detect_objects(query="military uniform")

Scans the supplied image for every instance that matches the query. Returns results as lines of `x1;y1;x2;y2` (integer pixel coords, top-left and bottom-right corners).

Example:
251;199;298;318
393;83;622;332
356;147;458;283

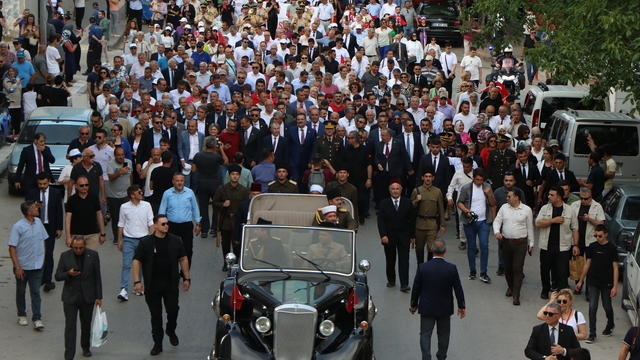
314;135;344;169
307;241;351;271
267;179;299;193
213;182;250;258
291;12;311;30
325;180;359;223
411;183;445;264
246;236;287;264
312;207;357;230
486;148;516;190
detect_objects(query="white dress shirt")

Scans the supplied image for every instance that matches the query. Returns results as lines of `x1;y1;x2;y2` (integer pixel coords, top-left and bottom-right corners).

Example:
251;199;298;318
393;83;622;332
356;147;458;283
118;200;154;238
188;133;200;160
493;202;535;247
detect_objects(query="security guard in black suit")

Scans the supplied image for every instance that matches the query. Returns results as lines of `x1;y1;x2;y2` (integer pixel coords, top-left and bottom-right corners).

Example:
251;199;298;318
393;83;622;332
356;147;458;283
267;163;299;193
313;120;343;170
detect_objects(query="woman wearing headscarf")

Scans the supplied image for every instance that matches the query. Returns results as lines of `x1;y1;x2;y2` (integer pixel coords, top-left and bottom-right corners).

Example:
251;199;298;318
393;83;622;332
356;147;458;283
3;67;23;135
61;30;78;84
468;113;489;144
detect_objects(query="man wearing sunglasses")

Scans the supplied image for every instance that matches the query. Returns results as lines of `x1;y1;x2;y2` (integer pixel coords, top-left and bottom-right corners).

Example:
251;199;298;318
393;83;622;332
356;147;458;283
66;175;106;250
571;187;605;295
525;302;581;359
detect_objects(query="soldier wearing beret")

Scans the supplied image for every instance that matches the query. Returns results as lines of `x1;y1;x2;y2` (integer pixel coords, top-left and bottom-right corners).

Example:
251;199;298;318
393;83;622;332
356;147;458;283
268;162;299;193
312;188;357;230
313;120;344;170
411;166;446;264
486;133;516;190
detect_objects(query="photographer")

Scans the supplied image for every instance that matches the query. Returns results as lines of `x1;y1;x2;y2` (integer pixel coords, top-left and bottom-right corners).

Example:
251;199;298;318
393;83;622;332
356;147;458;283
107;147;133;244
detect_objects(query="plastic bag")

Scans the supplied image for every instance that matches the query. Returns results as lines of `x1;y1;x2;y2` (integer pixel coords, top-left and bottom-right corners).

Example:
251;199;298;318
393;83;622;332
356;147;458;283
91;305;108;348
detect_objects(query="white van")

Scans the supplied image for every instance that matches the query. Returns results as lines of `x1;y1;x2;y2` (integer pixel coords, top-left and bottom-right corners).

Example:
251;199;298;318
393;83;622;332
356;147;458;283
523;83;596;129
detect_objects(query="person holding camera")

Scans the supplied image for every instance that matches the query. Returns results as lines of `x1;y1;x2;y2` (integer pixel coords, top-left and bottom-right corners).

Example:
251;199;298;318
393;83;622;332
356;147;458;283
457;168;496;283
106;147;133;244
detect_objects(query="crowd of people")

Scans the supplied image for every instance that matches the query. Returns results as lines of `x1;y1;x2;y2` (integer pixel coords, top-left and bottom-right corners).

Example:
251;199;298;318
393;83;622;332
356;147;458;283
4;0;640;359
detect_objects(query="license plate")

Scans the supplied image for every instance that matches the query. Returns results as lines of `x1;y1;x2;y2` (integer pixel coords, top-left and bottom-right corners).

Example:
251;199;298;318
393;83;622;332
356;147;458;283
433;22;447;27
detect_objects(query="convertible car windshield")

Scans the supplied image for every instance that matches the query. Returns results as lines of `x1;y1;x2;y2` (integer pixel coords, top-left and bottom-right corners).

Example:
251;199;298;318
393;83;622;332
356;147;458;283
241;226;354;274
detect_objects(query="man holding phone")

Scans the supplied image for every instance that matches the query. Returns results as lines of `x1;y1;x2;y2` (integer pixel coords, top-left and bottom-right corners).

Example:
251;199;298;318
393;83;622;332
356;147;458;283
493;190;535;305
106;147;133;244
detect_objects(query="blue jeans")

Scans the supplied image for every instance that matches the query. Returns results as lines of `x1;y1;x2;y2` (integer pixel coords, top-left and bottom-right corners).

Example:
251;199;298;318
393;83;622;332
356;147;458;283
526;61;538;82
464;220;490;273
16;268;43;321
120;237;143;290
379;45;390;58
404;26;415;38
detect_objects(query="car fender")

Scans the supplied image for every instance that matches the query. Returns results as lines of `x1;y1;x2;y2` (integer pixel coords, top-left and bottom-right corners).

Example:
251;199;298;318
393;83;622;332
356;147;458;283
215;325;271;360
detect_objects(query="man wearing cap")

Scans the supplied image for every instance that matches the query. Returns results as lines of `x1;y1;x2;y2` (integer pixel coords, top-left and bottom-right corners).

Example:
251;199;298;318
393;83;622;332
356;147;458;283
251;148;276;192
191;41;211;69
411;167;446;264
213;164;250;267
246;219;287;264
268;162;299;194
86;17;104;73
486;133;516;190
12;50;35;88
313;188;357;230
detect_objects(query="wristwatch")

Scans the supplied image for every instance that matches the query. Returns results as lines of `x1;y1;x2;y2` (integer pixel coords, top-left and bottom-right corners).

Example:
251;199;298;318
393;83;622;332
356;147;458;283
100;233;106;237
134;281;141;284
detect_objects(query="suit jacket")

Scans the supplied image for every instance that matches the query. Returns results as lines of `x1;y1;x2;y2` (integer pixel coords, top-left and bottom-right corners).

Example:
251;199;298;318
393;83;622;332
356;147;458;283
509;161;542;207
164;126;179;155
177;130;205;162
162;67;185;89
15;145;55;188
239;126;262;166
525;322;581;360
377;196;415;243
251;119;270;140
343;34;358;58
417;152;451;191
375;139;412;180
287;126;316;168
307;121;325;136
150;52;166;62
395;132;423;171
215;114;240;131
137;128;169;164
368;127;396;148
358;105;382;118
409;74;430;89
544;167;579;193
410;257;465;317
55;249;103;304
26;187;64;232
206;111;226;129
258;134;288;164
308;47;321;61
389;42;408;71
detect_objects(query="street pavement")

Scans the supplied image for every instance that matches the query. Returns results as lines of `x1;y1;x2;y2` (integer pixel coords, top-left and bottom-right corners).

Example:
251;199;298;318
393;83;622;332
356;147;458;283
0;43;632;359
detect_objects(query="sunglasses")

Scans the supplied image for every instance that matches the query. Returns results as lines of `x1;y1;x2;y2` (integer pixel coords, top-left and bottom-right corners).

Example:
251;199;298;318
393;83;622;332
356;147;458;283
580;196;591;200
489;140;496;143
543;311;558;317
77;183;90;187
159;222;168;226
111;129;119;132
557;299;568;304
137;190;143;194
80;132;89;135
134;110;142;113
594;234;605;238
155;121;163;124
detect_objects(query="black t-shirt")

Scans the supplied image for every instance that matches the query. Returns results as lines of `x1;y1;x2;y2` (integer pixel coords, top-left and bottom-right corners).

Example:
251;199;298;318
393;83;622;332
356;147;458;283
66;193;101;235
586;240;618;288
150;166;175;200
548;205;563;250
578;204;590;246
623;327;640;360
152;235;172;277
345;145;371;182
37;85;52;107
70;163;103;197
192;151;224;181
49;86;69;106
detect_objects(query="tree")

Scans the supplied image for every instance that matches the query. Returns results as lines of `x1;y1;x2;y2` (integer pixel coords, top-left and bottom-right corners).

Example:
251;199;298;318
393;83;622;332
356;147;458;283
461;0;640;113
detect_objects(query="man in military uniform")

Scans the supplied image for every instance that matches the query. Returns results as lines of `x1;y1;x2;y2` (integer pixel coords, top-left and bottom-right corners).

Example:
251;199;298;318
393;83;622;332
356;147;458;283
439;132;456;157
307;222;351;272
268;163;299;193
313;120;344;170
325;164;359;225
411;167;446;264
291;7;311;30
254;0;268;25
246;218;287;265
312;188;357;230
486;134;517;190
213;164;251;271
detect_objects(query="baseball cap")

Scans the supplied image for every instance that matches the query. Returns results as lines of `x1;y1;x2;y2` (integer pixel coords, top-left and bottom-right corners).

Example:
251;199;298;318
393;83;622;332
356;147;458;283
16;50;24;58
68;149;82;158
179;17;188;22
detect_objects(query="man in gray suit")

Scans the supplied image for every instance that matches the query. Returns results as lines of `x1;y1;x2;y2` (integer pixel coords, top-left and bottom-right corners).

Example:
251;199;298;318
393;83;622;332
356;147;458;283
55;235;103;359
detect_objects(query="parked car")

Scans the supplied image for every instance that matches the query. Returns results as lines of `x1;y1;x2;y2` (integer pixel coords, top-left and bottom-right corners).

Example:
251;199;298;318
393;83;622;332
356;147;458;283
601;185;640;268
7;107;93;195
621;220;640;323
209;194;376;360
541;109;640;185
415;1;462;46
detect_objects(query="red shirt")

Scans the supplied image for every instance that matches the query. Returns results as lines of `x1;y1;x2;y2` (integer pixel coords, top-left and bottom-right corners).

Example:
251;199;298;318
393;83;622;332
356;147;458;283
329;102;345;113
220;131;241;162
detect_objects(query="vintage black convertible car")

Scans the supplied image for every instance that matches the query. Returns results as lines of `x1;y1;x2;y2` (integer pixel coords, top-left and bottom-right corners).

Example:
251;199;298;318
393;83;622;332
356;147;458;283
208;194;376;360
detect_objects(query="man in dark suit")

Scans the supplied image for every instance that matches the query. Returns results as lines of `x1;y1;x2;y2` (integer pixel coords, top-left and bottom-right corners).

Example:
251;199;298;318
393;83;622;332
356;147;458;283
136;116;169;166
389;34;408;71
377;179;415;291
55;235;103;359
342;30;358;58
510;148;542;208
15;133;55;198
417;137;451;199
409;64;430;88
27;173;64;293
538;152;580;206
358;93;383;118
206;100;226;128
410;239;466;360
258;122;288;165
288;113;317;193
395;118;423;196
162;114;179;153
375;128;412;201
368;115;395;148
525;302;581;360
149;44;167;62
239;116;262;168
161;59;184;90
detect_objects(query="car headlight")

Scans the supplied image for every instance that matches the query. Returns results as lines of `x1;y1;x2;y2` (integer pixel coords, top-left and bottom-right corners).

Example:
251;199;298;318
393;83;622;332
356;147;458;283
9;165;17;173
255;316;271;333
319;319;335;336
211;290;221;317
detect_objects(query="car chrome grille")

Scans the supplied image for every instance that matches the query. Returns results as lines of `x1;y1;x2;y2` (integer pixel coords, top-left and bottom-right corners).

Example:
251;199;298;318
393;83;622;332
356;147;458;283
273;304;317;360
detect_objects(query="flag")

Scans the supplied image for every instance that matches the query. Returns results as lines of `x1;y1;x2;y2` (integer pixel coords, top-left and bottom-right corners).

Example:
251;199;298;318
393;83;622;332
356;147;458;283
230;284;244;310
346;289;359;313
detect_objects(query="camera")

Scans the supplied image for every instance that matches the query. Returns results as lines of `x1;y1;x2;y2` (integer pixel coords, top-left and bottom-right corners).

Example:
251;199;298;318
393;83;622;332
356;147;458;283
468;211;479;224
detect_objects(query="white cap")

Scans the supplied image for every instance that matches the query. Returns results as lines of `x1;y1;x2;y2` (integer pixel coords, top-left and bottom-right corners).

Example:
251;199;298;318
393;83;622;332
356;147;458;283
185;24;192;29
129;43;137;48
329;23;338;28
279;39;288;44
321;205;337;215
182;163;192;175
199;27;205;32
198;21;205;27
212;26;219;30
179;17;188;22
355;24;363;29
309;184;324;194
165;26;172;31
68;148;81;157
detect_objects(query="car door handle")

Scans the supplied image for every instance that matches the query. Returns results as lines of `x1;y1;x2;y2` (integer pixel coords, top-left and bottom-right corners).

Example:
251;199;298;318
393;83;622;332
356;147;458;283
631;262;635;267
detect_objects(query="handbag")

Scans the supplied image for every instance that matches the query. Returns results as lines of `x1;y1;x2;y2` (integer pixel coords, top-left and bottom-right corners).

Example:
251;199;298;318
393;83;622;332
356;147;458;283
91;305;108;347
29;36;38;46
444;54;455;80
569;255;584;281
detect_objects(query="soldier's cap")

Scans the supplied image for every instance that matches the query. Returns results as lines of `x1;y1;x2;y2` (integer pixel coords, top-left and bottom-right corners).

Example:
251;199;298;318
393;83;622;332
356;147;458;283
200;3;207;7
228;164;243;175
244;16;251;20
249;2;258;6
548;139;560;147
326;188;341;200
496;134;510;143
324;119;337;129
334;163;349;173
296;8;303;12
319;221;338;228
309;184;324;194
242;4;250;8
439;132;452;142
389;178;401;186
421;166;435;177
275;162;290;172
250;182;262;192
321;205;337;215
256;217;272;225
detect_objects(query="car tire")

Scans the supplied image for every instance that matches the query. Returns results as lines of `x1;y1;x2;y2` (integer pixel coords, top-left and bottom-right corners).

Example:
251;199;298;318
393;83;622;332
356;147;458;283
8;180;18;195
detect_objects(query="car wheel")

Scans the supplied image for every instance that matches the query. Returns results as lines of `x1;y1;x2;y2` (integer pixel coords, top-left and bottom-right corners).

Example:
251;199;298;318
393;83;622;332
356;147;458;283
8;180;18;195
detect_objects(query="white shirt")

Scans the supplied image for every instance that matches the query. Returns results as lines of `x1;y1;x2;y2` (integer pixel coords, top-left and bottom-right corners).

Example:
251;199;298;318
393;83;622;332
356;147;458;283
447;168;473;200
196;120;206;136
38;187;50;224
403;132;413;159
45;46;61;74
470;184;486;220
143;161;162;197
124;53;138;66
493;202;535;247
460;55;482;81
188;133;200;161
408;107;426;122
440;52;458;76
234;46;255;62
338;117;355;129
118;200;154;238
382;141;392;171
351;57;369;79
380;3;398;17
448;157;478;173
247;71;266;85
169;89;190;108
88;144;115;180
453;112;476;132
489;115;511;133
59;164;76;203
317;3;334;20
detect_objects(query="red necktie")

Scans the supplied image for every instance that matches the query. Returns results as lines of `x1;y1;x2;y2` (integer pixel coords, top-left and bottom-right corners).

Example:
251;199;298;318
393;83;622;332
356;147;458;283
385;143;390;157
273;137;277;150
313;123;317;131
37;150;43;173
300;129;305;145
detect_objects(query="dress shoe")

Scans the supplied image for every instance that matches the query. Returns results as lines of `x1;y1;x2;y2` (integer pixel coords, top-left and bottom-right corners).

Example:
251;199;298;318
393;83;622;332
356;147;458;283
201;233;208;238
209;229;217;235
43;282;56;292
386;282;395;287
458;242;466;250
496;266;505;276
359;218;365;225
540;290;549;300
82;348;92;357
167;331;179;346
400;286;411;293
505;288;513;297
513;297;521;306
574;289;582;295
150;345;163;355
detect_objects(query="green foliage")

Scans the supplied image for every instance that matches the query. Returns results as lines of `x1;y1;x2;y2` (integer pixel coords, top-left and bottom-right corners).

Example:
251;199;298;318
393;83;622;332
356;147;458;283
461;0;640;113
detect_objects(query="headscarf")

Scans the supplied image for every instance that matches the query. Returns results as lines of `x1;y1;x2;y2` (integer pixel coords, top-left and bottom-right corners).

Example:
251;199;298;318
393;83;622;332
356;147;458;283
2;66;19;83
62;29;72;44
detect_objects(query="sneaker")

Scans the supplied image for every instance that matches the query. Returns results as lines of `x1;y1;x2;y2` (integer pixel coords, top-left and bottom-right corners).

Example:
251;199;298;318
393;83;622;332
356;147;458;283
586;334;596;343
458;242;466;250
33;320;44;330
468;271;477;280
118;288;129;301
602;326;614;337
479;273;491;283
17;316;27;326
496;266;505;276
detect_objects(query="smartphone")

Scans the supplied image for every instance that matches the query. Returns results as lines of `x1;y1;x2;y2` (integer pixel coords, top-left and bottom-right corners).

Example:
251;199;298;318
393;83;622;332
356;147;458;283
528;249;533;256
71;268;79;272
123;163;128;168
584;129;589;137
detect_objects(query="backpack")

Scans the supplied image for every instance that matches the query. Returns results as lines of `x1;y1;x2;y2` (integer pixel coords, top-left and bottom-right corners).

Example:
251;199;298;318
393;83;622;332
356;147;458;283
308;169;326;188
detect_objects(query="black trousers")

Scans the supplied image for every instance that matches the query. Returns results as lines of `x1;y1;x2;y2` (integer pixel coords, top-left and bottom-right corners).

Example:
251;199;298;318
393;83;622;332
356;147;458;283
350;179;367;222
145;278;179;347
501;239;527;298
10;107;23;135
86;43;102;71
64;296;93;360
42;224;58;284
107;196;128;242
220;229;240;261
128;9;143;32
197;179;220;234
376;171;393;202
75;7;85;28
168;221;194;270
383;238;410;287
539;248;571;292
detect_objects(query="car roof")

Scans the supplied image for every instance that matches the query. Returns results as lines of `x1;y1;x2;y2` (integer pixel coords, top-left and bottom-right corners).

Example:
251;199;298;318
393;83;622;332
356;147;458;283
613;185;640;195
555;110;639;123
27;107;93;122
529;84;589;95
